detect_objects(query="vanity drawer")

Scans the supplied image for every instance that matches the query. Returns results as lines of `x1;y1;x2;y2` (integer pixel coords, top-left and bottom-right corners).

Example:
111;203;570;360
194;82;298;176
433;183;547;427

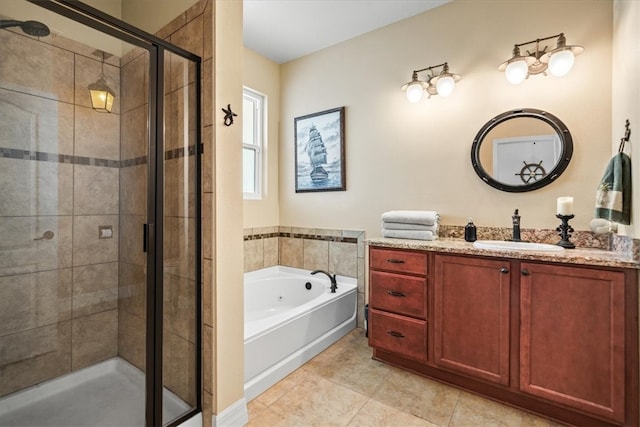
370;271;427;319
369;309;427;363
370;248;427;276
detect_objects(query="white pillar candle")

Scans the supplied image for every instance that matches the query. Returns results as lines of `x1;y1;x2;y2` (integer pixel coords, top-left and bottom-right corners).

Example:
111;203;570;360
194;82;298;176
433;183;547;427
557;196;574;216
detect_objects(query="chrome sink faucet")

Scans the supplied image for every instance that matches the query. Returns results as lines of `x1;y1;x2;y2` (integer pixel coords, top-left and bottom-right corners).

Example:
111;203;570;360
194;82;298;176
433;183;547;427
311;269;337;293
512;209;522;242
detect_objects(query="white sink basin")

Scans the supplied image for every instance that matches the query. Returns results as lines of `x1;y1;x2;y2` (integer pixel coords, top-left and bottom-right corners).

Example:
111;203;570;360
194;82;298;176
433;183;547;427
472;240;564;252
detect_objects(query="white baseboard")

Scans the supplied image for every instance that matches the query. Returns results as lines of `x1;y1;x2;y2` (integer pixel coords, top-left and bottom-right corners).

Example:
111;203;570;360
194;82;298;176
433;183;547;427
212;398;248;427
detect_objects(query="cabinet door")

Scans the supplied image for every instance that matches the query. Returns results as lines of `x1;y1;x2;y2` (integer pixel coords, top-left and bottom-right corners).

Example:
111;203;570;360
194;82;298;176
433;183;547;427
520;263;625;423
434;255;511;385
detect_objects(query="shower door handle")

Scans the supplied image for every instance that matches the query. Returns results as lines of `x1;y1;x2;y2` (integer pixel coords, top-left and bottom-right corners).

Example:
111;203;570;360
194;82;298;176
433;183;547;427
143;223;148;253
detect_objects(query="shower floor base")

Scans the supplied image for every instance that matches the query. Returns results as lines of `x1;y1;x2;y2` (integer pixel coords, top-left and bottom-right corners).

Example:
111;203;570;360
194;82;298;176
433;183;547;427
0;357;190;427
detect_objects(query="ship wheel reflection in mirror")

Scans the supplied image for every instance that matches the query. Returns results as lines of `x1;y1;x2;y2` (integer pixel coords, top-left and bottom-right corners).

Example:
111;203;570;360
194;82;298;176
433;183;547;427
294;107;346;193
516;160;547;184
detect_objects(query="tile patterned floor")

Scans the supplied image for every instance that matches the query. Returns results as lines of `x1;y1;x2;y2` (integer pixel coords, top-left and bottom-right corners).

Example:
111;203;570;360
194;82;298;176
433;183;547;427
247;328;564;427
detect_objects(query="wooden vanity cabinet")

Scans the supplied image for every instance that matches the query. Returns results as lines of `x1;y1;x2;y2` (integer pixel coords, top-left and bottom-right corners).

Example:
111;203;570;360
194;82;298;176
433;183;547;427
368;246;639;427
519;262;627;423
433;255;511;386
368;248;428;363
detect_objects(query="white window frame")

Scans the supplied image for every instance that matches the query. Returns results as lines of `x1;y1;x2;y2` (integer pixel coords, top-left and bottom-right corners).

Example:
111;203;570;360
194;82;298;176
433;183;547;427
243;87;265;199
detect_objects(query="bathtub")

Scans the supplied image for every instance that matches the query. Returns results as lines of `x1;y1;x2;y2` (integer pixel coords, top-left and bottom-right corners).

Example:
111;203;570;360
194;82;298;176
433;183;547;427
244;266;357;400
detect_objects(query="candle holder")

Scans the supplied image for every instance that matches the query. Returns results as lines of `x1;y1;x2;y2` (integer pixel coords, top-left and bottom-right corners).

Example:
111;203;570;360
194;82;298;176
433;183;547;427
555;214;575;249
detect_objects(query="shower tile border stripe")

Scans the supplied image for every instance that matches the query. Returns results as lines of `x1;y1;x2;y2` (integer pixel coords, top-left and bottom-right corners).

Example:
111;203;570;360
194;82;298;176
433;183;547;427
0;144;204;169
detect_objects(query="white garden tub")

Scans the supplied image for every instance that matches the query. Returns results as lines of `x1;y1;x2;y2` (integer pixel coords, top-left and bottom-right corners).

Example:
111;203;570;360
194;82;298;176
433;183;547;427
244;266;357;400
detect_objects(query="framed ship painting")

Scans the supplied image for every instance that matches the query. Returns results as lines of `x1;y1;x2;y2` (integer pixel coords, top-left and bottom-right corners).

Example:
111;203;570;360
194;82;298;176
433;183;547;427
294;107;346;192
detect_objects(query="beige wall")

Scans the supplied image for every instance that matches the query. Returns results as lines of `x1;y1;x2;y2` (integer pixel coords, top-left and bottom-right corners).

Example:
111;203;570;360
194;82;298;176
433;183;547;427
612;0;640;239
213;0;245;414
243;48;281;228
278;0;613;237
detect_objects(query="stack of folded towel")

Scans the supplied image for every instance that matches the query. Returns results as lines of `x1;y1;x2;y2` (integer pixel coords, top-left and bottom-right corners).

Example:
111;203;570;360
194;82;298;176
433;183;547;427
381;210;440;241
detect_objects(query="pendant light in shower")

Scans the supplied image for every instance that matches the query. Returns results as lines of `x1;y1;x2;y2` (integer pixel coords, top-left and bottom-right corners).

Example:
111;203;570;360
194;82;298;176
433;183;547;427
88;50;115;113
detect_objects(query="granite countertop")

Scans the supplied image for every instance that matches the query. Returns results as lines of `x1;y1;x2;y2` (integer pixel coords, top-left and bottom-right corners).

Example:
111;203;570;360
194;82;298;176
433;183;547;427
366;237;640;269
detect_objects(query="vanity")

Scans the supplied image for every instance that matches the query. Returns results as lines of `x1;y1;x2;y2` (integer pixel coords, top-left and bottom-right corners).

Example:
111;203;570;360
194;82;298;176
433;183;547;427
367;239;639;426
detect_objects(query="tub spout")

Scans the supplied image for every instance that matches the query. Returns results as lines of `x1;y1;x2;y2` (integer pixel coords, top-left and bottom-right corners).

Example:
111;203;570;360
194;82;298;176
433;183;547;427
311;269;337;293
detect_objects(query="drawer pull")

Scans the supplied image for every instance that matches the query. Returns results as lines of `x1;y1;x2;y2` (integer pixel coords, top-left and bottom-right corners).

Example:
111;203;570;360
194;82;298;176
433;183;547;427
521;269;531;276
387;330;405;338
386;258;405;264
500;267;509;274
387;290;406;297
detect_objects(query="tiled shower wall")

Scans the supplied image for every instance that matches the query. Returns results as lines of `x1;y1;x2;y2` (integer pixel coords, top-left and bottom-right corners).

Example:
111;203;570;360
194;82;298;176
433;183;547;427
244;226;367;327
0;27;120;397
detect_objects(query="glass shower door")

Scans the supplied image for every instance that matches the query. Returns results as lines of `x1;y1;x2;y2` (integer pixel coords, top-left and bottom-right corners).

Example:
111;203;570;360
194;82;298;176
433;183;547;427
0;1;201;425
0;4;151;425
161;49;200;426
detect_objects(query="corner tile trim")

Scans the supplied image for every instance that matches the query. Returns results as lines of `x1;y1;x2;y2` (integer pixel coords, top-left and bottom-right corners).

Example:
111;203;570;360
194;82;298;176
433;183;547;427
244;231;358;244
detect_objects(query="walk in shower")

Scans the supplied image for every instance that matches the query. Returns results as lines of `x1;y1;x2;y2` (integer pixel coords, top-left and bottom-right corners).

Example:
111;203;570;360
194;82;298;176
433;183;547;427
0;1;201;425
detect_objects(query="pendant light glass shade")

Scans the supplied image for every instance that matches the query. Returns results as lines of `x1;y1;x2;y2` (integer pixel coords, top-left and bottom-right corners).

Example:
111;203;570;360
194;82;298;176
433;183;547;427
89;78;115;113
88;50;115;113
547;49;575;77
405;82;425;103
505;60;529;85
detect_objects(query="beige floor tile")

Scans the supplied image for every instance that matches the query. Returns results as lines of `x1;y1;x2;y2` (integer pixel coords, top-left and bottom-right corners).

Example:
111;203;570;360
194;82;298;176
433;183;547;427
247;399;269;421
254;367;314;406
246;406;291;427
306;335;392;396
268;372;368;426
371;369;460;426
450;392;564;427
347;399;440;427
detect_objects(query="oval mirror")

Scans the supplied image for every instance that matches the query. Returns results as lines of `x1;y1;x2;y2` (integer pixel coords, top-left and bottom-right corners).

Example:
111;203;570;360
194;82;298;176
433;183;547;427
471;108;573;192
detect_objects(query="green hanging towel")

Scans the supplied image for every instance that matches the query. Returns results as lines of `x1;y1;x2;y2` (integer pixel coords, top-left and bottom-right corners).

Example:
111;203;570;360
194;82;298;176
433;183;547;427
594;152;632;225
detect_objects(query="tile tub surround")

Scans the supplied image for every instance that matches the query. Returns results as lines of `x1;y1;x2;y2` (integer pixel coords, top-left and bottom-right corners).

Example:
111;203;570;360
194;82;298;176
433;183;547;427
244;227;366;327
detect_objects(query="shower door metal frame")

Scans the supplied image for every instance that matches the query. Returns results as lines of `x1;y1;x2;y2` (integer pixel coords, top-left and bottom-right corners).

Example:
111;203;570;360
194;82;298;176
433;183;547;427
25;2;203;426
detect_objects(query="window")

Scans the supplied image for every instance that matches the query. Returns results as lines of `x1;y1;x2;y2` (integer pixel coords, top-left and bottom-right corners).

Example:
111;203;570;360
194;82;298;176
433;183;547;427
242;88;265;199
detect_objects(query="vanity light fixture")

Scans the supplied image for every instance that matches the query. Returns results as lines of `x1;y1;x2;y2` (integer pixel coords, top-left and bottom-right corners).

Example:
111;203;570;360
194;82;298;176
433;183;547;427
499;33;583;85
401;62;461;103
88;50;115;113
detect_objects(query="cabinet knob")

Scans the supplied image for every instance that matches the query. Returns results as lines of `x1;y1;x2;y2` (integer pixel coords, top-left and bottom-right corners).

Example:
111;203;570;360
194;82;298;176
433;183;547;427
500;267;509;274
387;290;406;297
521;269;531;276
387;330;405;338
386;259;405;264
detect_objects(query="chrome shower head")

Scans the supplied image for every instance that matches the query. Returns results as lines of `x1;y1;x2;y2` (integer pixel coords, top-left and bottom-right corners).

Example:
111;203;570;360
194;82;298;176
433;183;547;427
0;19;50;37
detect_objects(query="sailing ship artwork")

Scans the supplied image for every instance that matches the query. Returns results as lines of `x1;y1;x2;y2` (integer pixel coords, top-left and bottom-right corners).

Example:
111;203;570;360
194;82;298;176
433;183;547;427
294;107;346;192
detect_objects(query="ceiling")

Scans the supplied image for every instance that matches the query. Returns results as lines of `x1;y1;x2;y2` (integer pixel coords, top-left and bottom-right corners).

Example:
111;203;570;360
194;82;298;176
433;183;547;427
243;0;451;64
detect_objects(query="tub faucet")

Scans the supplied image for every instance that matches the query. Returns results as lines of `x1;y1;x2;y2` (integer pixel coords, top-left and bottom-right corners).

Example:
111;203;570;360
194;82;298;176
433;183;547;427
512;209;521;242
311;270;337;293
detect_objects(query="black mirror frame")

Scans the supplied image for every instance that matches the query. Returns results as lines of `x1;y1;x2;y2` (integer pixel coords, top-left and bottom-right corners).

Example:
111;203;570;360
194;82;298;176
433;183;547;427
471;108;573;193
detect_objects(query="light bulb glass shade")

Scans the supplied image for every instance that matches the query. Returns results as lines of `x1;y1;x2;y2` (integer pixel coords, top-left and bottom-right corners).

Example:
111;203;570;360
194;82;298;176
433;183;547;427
435;75;455;97
405;82;424;103
547;49;575;77
88;78;115;113
505;59;528;84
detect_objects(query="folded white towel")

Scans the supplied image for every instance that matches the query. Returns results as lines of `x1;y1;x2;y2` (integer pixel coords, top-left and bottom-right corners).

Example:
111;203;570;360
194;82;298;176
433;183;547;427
382;228;438;241
382;221;439;232
381;210;440;226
